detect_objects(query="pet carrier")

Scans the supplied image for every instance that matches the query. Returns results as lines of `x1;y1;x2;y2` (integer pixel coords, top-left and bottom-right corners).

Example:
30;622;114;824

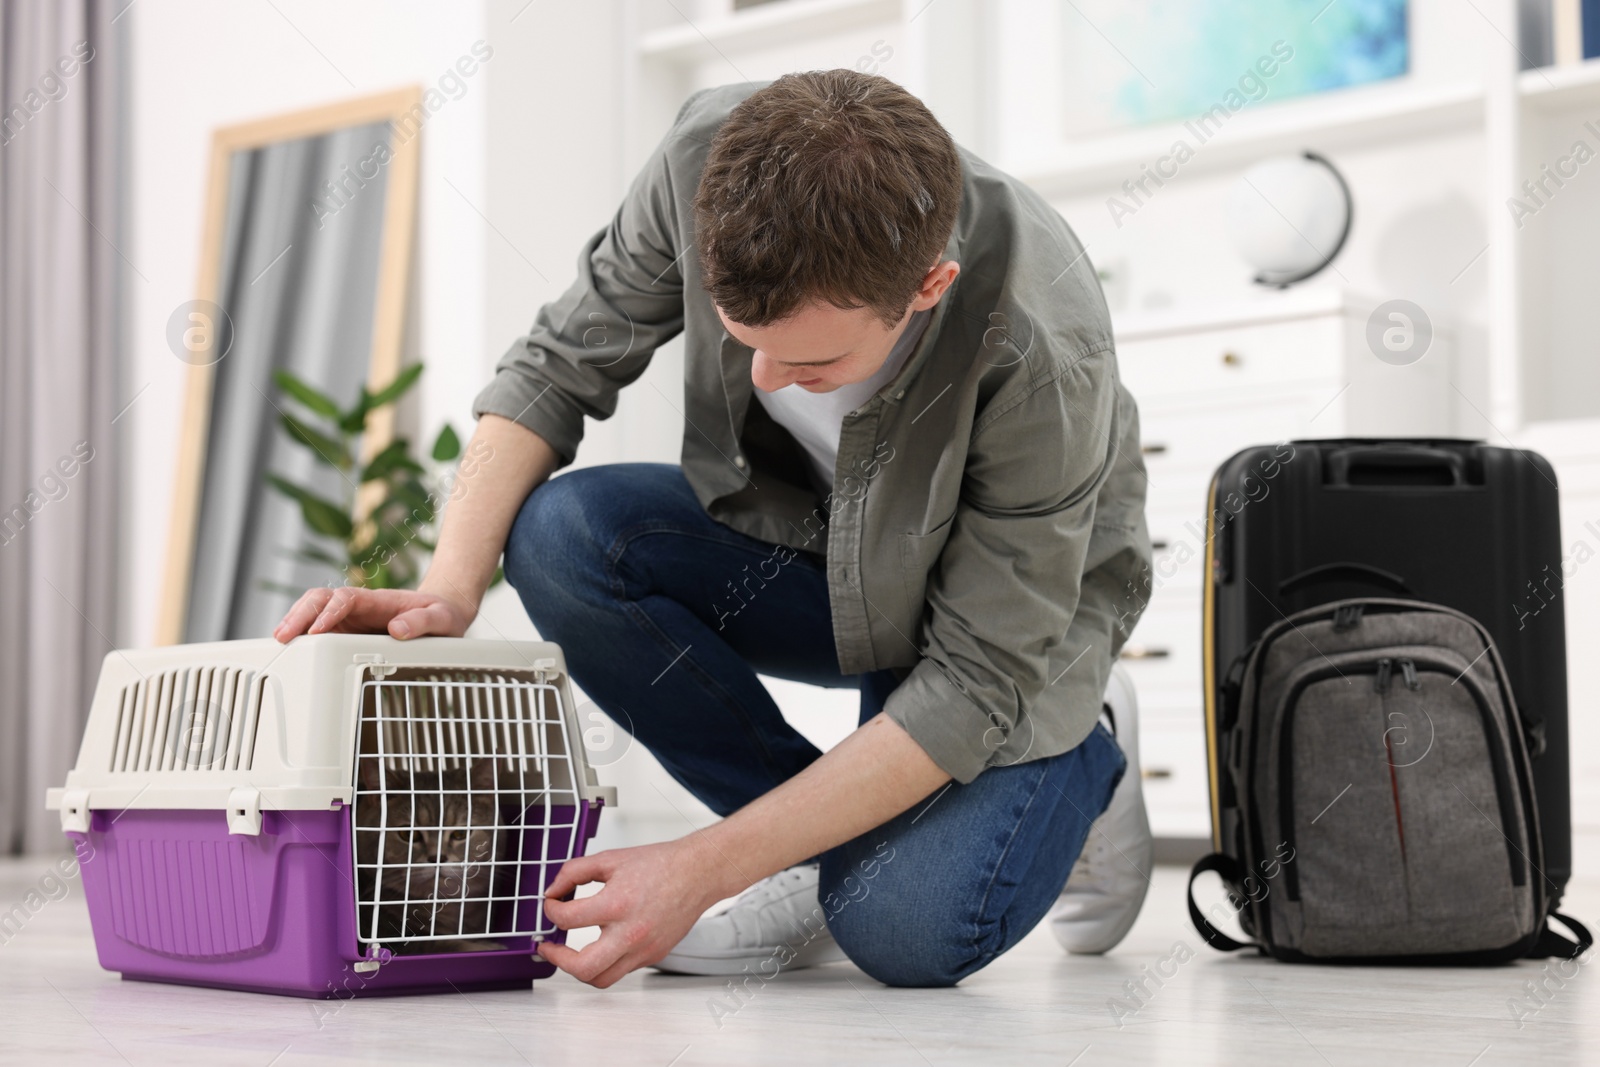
46;635;615;998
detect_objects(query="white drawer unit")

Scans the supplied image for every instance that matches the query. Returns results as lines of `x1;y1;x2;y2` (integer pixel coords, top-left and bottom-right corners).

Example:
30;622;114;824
1113;290;1456;842
1138;718;1211;840
1117;313;1345;402
1116;599;1204;698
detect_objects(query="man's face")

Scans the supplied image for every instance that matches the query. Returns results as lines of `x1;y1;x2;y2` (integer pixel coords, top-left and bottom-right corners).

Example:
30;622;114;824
719;260;960;394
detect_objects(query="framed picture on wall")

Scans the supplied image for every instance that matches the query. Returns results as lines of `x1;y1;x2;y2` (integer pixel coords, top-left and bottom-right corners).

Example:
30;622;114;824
992;0;1410;167
1056;0;1409;138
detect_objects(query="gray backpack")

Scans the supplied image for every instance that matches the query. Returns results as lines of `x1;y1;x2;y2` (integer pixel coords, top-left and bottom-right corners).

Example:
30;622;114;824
1188;597;1589;963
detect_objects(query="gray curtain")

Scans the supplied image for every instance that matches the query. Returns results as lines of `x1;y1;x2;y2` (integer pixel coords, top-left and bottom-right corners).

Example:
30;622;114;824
184;121;391;642
0;0;121;853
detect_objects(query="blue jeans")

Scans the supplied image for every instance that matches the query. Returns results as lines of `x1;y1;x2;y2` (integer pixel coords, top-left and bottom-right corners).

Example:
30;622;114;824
505;464;1125;986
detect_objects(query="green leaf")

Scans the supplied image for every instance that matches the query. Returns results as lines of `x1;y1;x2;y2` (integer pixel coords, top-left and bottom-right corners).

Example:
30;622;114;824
431;424;461;462
386;481;436;514
273;369;342;420
300;496;354;539
361;439;425;483
339;388;372;435
280;414;351;469
266;475;353;539
366;364;425;411
488;564;505;588
364;560;395;589
265;473;317;505
264;472;303;501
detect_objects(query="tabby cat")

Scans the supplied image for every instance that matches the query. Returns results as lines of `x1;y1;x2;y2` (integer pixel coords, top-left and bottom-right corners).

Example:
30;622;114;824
354;757;505;954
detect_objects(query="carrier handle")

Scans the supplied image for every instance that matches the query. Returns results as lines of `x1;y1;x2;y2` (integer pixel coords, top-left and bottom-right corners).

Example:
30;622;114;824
1326;445;1467;487
1277;562;1413;598
1187;853;1259;953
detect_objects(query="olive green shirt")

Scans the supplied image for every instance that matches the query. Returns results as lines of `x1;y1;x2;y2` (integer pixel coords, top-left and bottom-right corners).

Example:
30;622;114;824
473;82;1152;783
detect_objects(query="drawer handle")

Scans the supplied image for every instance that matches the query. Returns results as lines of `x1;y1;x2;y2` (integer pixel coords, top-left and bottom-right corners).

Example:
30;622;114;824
1120;645;1171;660
1222;351;1243;367
1142;767;1174;779
1141;442;1168;455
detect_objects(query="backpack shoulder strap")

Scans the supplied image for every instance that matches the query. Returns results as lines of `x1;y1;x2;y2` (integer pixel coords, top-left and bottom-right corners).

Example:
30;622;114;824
1187;853;1260;953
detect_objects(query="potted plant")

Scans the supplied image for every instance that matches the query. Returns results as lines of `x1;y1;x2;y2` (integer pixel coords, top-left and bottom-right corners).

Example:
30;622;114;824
263;364;467;592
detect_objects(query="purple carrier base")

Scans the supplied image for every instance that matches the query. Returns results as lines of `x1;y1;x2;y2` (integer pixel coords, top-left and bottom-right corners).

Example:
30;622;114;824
68;800;603;999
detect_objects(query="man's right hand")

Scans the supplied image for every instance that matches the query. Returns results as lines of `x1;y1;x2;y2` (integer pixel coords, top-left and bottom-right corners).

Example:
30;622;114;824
273;587;477;644
271;416;561;646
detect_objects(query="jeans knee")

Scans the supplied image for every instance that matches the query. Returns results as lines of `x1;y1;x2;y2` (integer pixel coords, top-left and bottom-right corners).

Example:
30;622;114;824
826;905;967;988
821;874;982;988
504;473;601;599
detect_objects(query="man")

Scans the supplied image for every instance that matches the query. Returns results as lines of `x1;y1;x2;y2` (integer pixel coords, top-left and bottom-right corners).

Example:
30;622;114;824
276;70;1153;988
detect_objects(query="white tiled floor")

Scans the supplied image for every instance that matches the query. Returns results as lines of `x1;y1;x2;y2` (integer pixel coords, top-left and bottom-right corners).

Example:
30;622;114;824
3;836;1599;1066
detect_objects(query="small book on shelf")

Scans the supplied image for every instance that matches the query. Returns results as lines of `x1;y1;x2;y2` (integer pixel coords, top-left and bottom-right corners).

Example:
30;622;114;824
1553;0;1600;62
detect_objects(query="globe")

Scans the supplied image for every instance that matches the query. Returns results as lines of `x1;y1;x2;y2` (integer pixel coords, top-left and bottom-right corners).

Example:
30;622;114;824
1225;152;1352;288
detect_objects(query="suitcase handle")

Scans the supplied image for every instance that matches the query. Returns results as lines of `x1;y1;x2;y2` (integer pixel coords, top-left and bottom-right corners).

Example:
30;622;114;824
1326;445;1467;487
1278;562;1414;597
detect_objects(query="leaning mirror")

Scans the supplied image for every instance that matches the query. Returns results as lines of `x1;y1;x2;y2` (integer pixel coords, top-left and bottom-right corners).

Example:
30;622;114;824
156;88;422;644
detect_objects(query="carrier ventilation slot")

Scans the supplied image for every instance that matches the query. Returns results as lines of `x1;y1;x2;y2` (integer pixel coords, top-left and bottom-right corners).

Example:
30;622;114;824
107;666;265;773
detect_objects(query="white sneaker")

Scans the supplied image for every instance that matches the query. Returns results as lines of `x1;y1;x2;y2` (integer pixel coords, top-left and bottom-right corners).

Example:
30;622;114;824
653;863;847;976
1048;662;1153;954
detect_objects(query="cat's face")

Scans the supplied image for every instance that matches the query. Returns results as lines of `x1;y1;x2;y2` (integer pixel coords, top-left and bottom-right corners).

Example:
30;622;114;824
356;759;501;905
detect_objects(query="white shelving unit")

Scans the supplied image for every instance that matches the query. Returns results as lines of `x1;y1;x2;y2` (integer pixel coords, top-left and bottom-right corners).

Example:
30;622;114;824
1012;79;1485;200
613;0;1600;841
1520;53;1600;110
636;0;904;62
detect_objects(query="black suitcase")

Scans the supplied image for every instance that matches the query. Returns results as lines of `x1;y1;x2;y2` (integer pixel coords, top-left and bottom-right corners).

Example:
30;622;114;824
1202;437;1571;904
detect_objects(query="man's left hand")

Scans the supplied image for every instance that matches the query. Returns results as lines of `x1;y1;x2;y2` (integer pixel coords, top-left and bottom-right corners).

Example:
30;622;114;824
540;836;739;988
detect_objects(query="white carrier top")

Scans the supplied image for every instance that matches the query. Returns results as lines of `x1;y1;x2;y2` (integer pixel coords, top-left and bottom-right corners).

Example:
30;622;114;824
46;635;615;834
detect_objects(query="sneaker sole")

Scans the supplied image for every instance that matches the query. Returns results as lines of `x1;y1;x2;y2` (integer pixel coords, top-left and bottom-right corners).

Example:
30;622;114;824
652;939;847;977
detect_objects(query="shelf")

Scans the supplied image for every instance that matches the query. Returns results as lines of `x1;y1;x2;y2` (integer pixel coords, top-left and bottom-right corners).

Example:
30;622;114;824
1111;287;1372;343
1009;79;1483;201
636;0;904;64
1520;57;1600;113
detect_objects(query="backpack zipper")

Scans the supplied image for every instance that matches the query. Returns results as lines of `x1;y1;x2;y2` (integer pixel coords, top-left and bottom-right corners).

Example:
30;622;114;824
1400;657;1420;690
1239;601;1421;922
1277;653;1524;901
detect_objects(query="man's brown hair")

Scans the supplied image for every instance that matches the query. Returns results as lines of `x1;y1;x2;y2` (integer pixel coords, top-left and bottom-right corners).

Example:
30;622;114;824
693;70;963;330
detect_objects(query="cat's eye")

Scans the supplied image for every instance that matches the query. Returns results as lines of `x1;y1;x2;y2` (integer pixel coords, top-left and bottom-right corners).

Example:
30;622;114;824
448;830;467;844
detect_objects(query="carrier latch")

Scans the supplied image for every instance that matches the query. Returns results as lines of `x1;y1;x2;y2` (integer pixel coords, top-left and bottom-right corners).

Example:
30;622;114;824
58;789;91;834
353;652;398;678
226;786;263;836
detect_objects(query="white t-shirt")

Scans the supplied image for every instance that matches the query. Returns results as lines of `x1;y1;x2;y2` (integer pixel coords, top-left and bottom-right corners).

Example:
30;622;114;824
754;308;933;494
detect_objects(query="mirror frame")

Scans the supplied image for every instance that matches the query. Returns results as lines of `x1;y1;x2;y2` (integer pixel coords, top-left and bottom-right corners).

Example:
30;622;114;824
156;87;423;646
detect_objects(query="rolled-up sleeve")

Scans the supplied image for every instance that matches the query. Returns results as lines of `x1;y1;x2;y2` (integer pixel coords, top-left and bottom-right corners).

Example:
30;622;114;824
883;345;1149;783
472;97;700;464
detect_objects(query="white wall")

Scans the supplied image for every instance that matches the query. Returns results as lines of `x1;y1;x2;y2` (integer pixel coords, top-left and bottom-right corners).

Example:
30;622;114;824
122;0;489;646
